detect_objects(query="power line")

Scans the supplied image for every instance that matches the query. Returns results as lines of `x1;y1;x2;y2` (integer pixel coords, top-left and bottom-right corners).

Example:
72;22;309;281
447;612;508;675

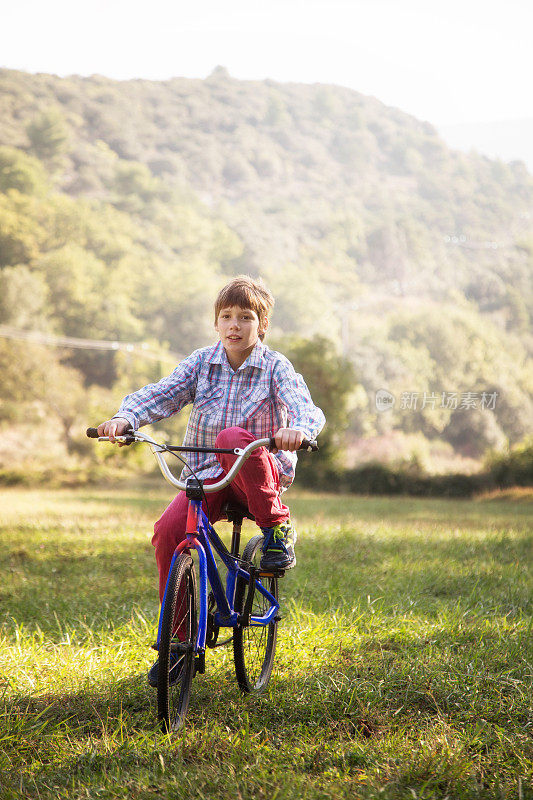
0;325;182;363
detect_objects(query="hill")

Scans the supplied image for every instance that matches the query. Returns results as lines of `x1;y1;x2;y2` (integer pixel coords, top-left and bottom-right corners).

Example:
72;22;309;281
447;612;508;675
438;117;533;174
0;67;531;474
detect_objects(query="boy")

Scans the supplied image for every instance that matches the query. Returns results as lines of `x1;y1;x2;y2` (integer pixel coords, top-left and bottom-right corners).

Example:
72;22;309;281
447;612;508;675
97;275;325;682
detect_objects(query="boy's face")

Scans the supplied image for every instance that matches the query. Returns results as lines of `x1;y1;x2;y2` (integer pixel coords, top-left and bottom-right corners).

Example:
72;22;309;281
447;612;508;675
215;305;268;369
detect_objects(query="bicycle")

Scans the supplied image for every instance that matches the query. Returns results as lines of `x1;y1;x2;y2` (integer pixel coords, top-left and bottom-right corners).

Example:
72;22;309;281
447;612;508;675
86;426;317;731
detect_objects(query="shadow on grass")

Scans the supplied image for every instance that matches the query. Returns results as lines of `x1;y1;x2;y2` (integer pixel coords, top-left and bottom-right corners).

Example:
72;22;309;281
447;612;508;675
0;639;475;758
4;628;529;800
9;591;529;737
2;675;161;794
5;672;156;732
2;487;530;797
1;522;531;641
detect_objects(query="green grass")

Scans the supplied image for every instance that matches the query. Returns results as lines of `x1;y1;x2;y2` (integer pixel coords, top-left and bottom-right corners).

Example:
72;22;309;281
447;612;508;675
0;483;531;799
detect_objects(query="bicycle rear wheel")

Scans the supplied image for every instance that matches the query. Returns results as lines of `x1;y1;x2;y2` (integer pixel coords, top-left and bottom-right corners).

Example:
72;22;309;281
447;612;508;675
233;534;279;693
157;553;197;731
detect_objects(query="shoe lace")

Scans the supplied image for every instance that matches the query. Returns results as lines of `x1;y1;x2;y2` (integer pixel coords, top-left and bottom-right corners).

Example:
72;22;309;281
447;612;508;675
262;523;290;553
272;523;289;542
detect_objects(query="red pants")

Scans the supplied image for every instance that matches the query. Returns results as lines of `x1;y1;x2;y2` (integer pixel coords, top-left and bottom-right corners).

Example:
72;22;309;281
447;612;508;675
152;427;290;601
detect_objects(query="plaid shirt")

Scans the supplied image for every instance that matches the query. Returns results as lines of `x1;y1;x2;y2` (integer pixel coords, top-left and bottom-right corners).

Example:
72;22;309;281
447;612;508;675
114;340;325;488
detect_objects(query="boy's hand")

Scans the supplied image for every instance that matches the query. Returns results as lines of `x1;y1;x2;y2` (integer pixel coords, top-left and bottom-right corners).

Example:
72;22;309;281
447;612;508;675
97;418;131;445
272;428;305;453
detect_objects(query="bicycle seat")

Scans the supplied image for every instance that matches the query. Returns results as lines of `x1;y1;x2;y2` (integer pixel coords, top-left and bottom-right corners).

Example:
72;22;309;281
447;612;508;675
223;501;255;524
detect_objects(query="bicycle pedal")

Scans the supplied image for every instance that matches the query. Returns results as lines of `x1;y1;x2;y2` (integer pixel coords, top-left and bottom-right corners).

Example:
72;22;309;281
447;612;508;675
258;569;285;578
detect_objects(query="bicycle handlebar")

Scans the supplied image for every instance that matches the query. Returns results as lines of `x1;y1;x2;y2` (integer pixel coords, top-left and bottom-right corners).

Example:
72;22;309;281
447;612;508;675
86;427;318;492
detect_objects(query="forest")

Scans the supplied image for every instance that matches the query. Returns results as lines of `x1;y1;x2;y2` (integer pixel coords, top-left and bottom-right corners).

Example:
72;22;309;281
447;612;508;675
0;66;531;484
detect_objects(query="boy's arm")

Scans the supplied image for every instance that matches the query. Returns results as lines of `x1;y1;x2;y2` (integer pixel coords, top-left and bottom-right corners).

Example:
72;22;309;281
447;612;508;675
272;358;326;451
110;349;201;431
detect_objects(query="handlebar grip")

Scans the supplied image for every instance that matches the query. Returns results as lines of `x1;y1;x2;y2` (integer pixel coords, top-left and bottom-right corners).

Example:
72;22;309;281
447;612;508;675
86;425;134;439
268;437;319;452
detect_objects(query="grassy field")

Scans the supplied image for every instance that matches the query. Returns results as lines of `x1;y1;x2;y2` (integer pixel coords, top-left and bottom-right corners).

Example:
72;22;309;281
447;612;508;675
0;483;531;799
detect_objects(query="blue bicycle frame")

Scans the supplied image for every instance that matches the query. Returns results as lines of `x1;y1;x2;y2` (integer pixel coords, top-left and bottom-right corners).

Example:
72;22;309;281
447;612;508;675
156;497;280;657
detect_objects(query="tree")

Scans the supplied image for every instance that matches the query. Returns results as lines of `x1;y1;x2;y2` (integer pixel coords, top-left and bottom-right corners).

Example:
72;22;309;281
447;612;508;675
34;243;143;385
222;154;255;184
0;339;47;421
0;338;93;454
0;192;44;266
0;146;48;195
265;263;338;341
263;92;290;127
485;436;533;487
444;407;506;458
0;265;48;327
111;160;171;211
279;335;356;478
26;108;69;166
39;360;88;453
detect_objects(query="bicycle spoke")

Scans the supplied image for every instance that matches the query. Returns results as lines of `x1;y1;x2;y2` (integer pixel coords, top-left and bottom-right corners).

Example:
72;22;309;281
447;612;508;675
233;535;278;692
158;555;197;731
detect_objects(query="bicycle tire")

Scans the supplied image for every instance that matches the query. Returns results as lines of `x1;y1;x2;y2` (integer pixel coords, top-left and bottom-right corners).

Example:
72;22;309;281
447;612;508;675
233;534;278;693
157;553;197;732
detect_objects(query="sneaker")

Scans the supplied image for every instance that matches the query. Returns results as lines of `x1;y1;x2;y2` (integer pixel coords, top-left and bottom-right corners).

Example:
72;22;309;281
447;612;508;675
147;652;184;688
260;521;297;570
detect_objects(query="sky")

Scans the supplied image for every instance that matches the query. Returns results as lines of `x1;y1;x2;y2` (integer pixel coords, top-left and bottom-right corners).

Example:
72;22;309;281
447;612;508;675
1;0;531;128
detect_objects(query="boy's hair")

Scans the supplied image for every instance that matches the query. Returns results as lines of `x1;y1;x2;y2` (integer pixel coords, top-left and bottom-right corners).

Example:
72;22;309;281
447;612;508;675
215;275;274;340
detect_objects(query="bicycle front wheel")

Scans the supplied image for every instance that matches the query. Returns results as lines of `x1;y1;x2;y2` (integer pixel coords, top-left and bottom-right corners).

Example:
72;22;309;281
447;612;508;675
233;534;279;693
157;553;197;732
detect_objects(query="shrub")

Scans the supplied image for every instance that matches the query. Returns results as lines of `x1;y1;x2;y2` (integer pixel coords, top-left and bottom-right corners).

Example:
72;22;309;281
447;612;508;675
485;437;533;487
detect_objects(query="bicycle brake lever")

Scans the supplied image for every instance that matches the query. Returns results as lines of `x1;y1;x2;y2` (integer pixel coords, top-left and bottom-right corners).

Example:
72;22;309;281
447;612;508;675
301;439;319;452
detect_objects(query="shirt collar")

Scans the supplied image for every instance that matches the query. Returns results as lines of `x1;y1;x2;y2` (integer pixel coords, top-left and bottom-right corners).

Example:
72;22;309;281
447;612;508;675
246;340;266;369
208;341;225;365
208;339;266;371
